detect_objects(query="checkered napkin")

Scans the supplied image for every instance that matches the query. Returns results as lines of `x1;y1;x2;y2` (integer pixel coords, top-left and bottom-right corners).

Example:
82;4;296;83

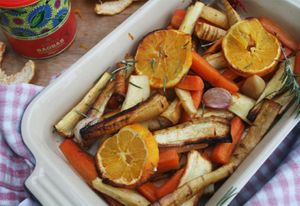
1;83;300;206
0;84;42;206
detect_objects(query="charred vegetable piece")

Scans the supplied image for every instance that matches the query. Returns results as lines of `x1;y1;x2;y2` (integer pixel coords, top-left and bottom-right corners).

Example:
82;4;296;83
228;93;256;122
92;178;150;206
154;116;231;147
203;88;232;109
195;22;227;42
179;151;212;206
80;94;169;146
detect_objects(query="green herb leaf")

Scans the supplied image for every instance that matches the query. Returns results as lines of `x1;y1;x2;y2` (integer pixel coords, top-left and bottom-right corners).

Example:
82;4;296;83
129;82;142;89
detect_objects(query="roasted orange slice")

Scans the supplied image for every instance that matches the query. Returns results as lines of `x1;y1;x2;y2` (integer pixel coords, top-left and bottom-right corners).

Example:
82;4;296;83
222;18;281;77
96;124;159;188
135;29;192;88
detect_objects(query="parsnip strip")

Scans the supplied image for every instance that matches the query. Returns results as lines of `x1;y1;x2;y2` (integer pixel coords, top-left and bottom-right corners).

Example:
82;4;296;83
195;22;227;42
201;6;228;29
179;2;204;34
204;52;227;70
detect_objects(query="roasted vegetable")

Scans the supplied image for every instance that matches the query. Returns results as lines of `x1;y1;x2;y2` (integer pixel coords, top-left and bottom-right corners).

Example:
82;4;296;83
179;150;212;206
88;80;115;118
55;72;111;137
160;99;182;124
92;178;150;206
122;75;150;111
228;93;256;122
222;0;241;27
203;88;232;109
194;22;227;42
175;88;197;115
204;52;227;70
201;6;228;29
241;75;266;100
179;2;204;34
80;94;169;146
151;100;281;206
256;57;295;103
154;116;231;147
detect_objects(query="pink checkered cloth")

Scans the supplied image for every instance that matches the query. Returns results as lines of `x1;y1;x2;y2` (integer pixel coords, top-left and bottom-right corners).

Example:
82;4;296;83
0;84;42;206
1;83;300;206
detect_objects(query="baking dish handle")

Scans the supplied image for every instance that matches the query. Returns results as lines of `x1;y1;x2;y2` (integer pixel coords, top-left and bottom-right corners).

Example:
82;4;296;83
25;165;75;206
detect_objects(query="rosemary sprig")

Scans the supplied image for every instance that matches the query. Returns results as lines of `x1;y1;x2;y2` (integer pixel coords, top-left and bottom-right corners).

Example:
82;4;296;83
129;82;142;89
111;58;136;80
216;186;237;206
280;47;300;114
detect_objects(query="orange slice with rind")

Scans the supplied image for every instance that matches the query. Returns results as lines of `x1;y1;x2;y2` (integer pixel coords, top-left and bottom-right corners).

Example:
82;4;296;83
222;18;281;77
135;29;192;88
96;124;159;188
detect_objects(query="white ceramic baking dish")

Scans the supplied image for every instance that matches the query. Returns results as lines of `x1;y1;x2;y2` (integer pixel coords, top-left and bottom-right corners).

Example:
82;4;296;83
21;0;300;205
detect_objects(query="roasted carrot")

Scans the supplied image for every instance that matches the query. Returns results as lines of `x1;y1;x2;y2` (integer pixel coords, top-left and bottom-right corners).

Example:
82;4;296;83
204;37;223;56
171;9;186;29
59;139;98;185
295;44;300;85
222;69;239;81
176;75;204;91
191;51;239;93
157;149;180;173
138;182;158;203
259;16;298;51
211;116;245;164
155;168;185;199
191;90;203;109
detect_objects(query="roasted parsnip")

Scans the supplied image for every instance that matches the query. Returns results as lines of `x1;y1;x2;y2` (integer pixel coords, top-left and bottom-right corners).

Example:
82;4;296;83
222;0;241;27
154;117;231;147
55;72;111;137
201;6;228;29
179;1;204;34
195;22;227;42
160;99;182;124
175;88;197;115
92;178;150;206
204;52;227;70
80;94;169;146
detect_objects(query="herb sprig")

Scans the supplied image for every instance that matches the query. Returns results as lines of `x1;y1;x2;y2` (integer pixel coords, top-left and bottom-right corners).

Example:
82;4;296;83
280;47;300;114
